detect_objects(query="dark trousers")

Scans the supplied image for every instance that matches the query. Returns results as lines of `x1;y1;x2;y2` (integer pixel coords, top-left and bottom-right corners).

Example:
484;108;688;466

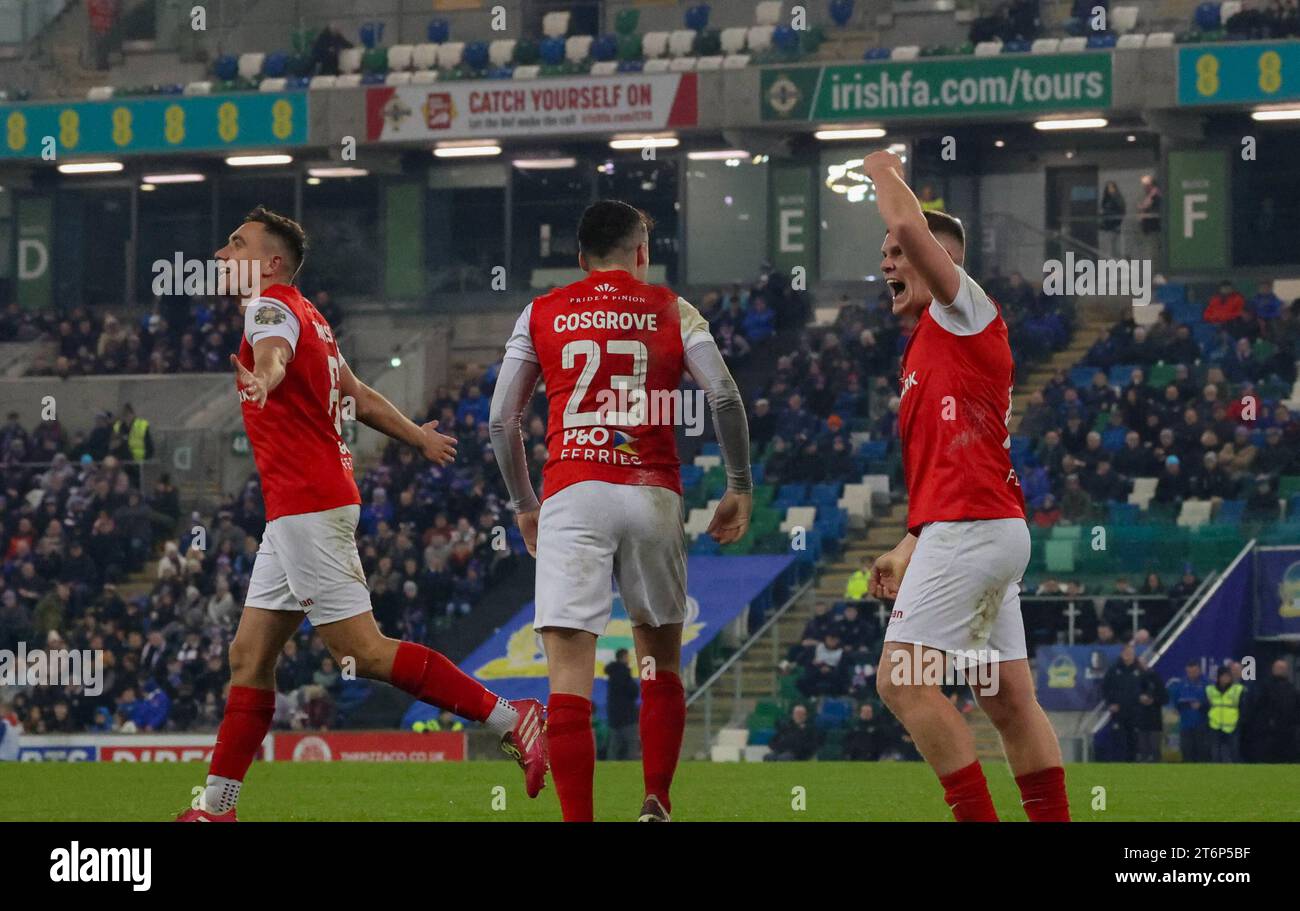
607;722;640;760
1180;725;1211;762
1210;729;1240;763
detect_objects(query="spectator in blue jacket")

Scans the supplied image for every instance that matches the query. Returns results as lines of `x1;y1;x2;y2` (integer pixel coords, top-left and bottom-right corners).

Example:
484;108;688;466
455;385;491;426
1167;660;1211;762
1250;280;1285;321
741;297;776;345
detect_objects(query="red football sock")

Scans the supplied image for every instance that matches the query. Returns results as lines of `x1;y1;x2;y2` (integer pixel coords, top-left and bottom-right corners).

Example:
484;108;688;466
389;641;496;722
209;686;275;781
639;670;685;813
938;760;1000;822
547;693;595;822
1015;766;1071;822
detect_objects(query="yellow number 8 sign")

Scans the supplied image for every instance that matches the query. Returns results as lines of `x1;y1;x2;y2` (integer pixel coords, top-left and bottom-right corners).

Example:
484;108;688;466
217;101;239;143
1259;50;1282;94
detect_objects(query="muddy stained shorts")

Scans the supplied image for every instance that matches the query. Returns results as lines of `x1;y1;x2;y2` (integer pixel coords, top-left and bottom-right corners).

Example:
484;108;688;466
884;518;1031;665
533;480;687;636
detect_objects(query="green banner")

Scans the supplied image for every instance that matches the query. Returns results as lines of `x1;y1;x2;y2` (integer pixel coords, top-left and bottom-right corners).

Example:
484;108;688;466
0;92;307;159
769;164;817;282
1167;149;1229;272
762;54;1111;121
16;195;52;310
385;181;426;300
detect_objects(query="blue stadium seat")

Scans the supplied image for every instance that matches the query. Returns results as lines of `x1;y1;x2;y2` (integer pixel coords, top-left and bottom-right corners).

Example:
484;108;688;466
1109;502;1139;526
778;483;808;503
748;727;774;745
1290;495;1300;519
700;442;722;457
1069;366;1097;388
428;19;451;43
1194;2;1222;31
751;462;765;485
1155;283;1188;307
1215;500;1244;524
1108;364;1138;387
1087;33;1118;49
864;47;892;60
816;697;854;729
690;535;721;555
810;483;842;507
858;439;888;460
1102;426;1127;451
680;464;703;488
1002;39;1031;52
617;59;645;72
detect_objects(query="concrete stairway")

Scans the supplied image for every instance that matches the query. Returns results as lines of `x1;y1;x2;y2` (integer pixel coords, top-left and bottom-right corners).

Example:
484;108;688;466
1010;311;1117;433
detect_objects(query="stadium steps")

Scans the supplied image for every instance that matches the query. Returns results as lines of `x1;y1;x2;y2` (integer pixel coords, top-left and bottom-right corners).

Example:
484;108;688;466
1009;312;1116;432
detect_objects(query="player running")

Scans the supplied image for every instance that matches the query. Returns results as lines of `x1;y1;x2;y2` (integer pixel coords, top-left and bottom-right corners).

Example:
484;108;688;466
488;200;752;822
176;207;546;821
862;152;1070;822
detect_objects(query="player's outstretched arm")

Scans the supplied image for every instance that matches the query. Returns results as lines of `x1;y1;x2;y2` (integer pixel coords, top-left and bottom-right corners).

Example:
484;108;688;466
864;150;960;306
338;359;457;466
488;356;543;554
685;338;753;544
230;337;291;409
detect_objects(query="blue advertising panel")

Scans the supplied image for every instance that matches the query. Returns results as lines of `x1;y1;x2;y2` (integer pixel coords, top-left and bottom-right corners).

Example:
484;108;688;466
0;92;308;158
1255;546;1300;639
1178;42;1300;106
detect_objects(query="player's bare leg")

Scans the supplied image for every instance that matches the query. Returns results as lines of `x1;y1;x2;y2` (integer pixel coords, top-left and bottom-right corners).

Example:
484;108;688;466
876;640;999;821
632;622;684;821
314;612;548;796
177;607;302;820
541;626;598;821
973;658;1070;821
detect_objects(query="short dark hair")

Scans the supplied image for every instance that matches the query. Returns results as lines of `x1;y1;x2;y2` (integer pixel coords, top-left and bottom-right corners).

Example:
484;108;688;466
923;209;965;249
578;199;653;260
244;205;307;274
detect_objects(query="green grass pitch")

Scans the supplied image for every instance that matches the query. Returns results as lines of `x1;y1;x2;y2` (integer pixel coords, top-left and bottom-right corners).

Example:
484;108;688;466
2;761;1295;821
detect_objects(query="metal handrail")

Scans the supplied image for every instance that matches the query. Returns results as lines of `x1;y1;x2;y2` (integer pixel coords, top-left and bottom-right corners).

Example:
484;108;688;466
687;574;817;750
983;209;1107;262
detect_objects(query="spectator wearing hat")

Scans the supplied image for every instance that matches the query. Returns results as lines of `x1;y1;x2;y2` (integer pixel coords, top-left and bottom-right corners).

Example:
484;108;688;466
1153;455;1190;505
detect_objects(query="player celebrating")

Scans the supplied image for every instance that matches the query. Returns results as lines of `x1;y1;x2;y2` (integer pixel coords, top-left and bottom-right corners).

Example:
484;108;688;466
863;153;1070;822
176;207;546;821
488;200;752;821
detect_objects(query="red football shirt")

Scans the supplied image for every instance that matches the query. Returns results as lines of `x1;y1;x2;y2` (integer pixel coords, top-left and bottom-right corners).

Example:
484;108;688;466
897;267;1026;535
237;284;360;521
516;270;710;501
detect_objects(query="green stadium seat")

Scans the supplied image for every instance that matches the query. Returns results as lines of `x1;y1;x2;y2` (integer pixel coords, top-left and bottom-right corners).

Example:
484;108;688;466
1045;539;1076;573
1279;477;1300;501
1146;363;1177;388
1050;524;1083;542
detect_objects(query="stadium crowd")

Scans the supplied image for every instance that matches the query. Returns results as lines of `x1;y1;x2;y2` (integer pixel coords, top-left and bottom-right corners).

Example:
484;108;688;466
11;292;342;378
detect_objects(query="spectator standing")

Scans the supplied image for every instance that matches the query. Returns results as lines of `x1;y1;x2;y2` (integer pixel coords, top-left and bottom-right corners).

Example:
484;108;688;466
1206;667;1244;762
1246;659;1299;763
604;648;641;760
1100;180;1126;257
1169;660;1211;762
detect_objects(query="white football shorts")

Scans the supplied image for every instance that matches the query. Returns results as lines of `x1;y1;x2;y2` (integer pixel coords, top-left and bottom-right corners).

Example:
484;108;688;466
884;518;1031;664
534;480;687;636
244;503;372;626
